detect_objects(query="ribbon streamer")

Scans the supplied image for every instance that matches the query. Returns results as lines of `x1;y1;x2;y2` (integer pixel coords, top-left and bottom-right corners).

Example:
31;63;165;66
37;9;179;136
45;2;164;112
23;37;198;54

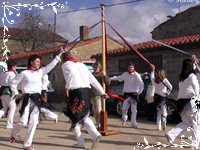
107;22;151;65
107;22;177;97
65;20;102;53
108;93;125;101
152;39;192;56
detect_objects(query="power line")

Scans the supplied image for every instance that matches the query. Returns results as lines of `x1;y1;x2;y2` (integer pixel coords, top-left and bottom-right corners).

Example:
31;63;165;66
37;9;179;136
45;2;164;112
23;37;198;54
58;6;99;14
57;0;145;14
106;0;145;7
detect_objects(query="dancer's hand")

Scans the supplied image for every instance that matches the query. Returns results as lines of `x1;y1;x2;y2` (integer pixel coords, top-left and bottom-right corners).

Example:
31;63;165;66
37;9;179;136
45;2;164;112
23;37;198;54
192;55;200;72
150;64;155;72
41;90;48;103
192;55;199;63
15;94;24;100
58;46;67;57
102;93;109;99
102;71;106;76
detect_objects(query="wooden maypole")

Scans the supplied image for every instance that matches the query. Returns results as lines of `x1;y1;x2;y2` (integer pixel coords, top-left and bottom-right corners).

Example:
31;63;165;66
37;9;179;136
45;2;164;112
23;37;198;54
100;3;120;136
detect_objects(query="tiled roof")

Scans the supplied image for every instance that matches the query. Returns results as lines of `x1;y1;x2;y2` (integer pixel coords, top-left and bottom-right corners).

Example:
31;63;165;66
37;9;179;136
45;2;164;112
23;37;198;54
9;35;125;60
93;34;200;57
64;35;124;48
0;27;67;42
9;45;64;60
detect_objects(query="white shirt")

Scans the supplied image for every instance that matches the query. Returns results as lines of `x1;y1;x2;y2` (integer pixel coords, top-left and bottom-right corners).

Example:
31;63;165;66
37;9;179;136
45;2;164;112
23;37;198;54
110;71;144;94
62;61;105;95
10;56;61;96
0;71;16;86
42;74;50;91
151;72;173;97
197;72;200;85
177;73;199;99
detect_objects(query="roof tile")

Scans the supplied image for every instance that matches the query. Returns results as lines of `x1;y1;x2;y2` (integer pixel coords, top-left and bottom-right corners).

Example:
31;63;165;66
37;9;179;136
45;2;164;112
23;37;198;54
9;35;124;60
0;27;67;42
106;34;200;56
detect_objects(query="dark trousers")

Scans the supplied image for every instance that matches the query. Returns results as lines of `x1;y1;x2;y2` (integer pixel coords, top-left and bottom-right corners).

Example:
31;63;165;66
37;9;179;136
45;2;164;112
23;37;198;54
146;102;156;121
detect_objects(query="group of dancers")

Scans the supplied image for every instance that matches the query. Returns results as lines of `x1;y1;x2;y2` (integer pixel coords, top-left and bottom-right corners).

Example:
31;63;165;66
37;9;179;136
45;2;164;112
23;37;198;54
0;48;108;150
0;46;200;149
111;55;200;149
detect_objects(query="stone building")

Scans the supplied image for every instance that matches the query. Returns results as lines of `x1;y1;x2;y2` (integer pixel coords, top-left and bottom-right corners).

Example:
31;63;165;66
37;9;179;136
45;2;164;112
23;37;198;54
151;5;200;40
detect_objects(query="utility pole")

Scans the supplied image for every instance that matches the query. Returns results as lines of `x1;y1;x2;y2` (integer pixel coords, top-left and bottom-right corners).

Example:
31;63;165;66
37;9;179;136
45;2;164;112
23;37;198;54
101;3;106;113
100;3;120;136
178;1;181;14
53;12;57;46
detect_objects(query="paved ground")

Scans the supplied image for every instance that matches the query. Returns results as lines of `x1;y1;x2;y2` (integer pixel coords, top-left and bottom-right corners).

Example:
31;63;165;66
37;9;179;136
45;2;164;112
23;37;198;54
0;110;194;150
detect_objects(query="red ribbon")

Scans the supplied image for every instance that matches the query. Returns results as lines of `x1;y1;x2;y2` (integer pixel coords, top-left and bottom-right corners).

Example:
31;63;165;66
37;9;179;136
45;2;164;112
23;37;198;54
107;93;125;101
107;23;151;66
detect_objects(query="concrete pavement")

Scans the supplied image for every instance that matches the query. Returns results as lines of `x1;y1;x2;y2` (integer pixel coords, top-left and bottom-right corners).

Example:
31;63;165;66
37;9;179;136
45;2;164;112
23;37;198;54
0;111;193;150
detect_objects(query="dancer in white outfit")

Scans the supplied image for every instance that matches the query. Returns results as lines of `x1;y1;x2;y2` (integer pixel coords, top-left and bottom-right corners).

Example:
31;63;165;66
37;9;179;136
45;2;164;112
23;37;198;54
150;64;172;131
9;51;63;150
0;61;8;109
110;62;144;128
193;55;200;148
61;51;107;149
165;58;200;149
0;60;17;129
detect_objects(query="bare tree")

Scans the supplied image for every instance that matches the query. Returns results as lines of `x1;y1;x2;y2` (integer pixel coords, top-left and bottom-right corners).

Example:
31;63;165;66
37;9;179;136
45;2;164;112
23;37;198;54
16;9;55;51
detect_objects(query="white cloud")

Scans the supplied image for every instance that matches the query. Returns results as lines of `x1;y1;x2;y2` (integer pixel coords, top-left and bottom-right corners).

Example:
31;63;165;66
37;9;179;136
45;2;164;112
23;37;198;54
3;0;197;44
54;5;100;41
53;0;180;44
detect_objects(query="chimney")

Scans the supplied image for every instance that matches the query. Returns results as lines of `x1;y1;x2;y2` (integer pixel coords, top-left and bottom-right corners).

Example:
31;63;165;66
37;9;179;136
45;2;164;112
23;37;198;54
80;25;89;41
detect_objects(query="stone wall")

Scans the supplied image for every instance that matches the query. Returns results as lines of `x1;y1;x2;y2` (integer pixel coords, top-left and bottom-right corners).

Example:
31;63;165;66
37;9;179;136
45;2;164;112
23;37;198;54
152;6;200;40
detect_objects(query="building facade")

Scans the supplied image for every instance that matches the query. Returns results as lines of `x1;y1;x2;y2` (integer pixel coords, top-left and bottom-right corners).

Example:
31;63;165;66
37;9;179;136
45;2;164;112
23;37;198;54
152;5;200;40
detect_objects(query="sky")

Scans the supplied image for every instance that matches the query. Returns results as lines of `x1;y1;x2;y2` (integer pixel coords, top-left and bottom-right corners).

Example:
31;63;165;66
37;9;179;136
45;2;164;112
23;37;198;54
1;0;199;44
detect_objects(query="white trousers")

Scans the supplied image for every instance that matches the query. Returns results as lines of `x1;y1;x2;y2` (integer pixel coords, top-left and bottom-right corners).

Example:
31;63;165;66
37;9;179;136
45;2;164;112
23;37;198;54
167;104;199;147
91;96;101;128
197;110;200;147
0;95;16;128
73;113;101;147
40;107;58;120
11;100;39;148
156;100;167;128
122;97;137;126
